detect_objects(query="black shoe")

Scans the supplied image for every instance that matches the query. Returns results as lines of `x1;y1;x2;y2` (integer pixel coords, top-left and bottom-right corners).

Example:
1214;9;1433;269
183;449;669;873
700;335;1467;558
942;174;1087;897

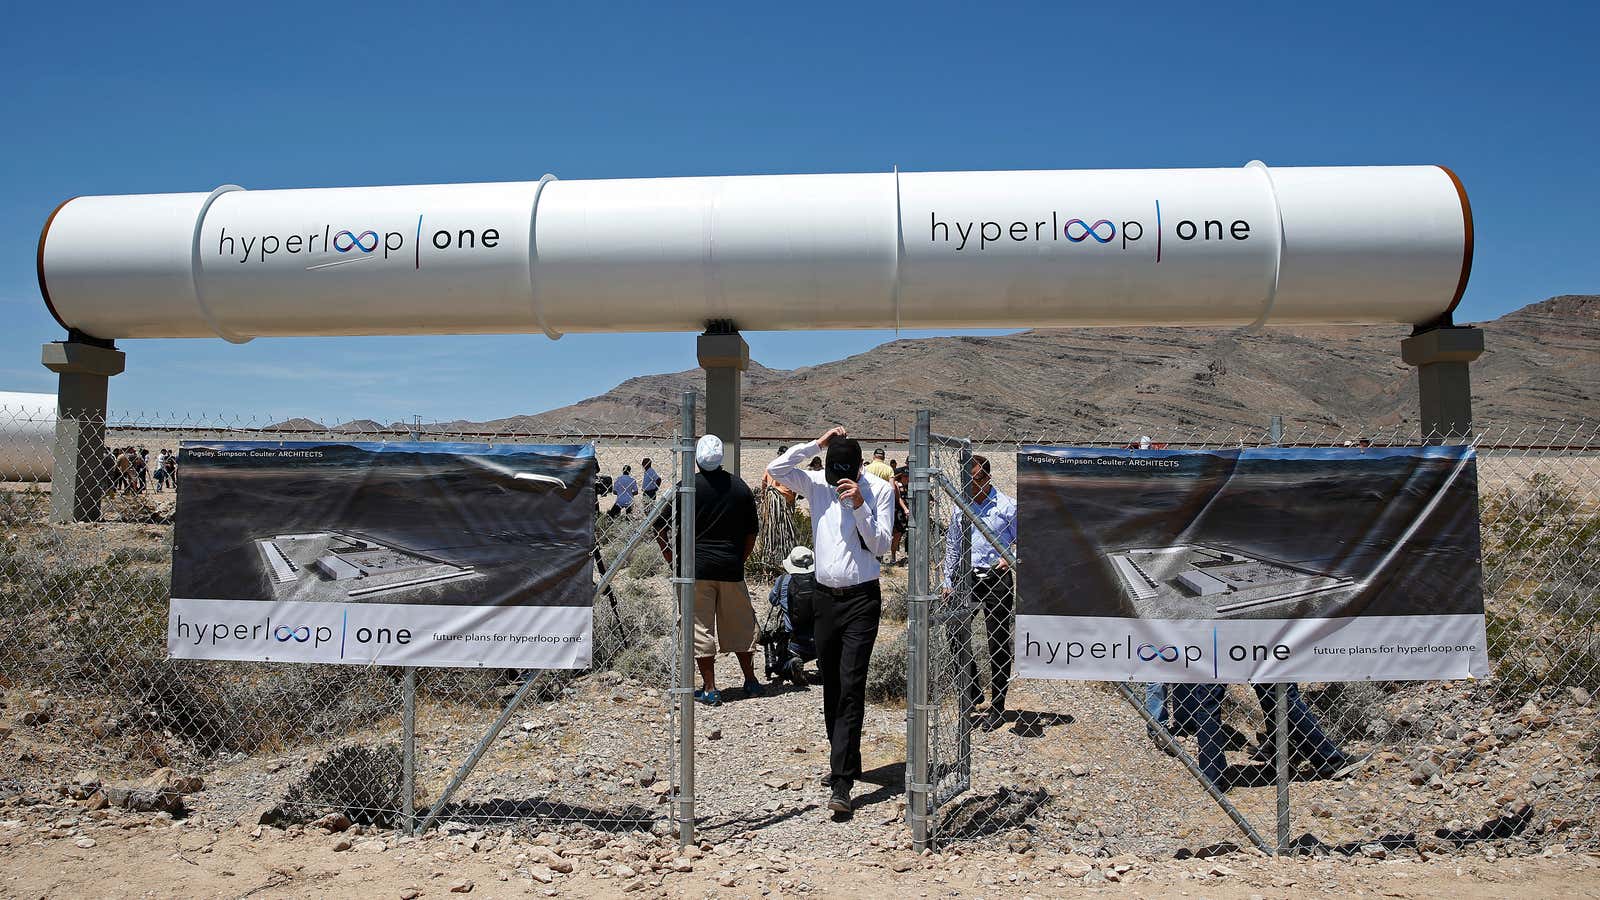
827;782;853;814
978;707;1006;732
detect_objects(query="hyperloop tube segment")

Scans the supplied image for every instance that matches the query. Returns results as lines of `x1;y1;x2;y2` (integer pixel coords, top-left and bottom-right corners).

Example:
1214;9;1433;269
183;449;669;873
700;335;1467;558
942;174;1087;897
0;392;56;483
37;163;1472;341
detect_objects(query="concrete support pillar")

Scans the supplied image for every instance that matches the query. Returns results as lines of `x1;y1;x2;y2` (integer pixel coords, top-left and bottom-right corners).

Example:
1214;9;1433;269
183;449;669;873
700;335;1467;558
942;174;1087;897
696;328;748;476
42;338;125;523
1400;326;1483;444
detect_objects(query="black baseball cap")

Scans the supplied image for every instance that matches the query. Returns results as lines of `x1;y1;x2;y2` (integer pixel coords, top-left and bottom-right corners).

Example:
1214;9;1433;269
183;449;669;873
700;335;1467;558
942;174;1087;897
825;439;863;486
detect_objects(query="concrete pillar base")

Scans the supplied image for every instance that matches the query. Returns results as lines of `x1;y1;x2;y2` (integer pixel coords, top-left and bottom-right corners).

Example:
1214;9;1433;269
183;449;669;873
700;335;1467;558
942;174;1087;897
697;329;749;476
1400;326;1483;444
42;339;125;523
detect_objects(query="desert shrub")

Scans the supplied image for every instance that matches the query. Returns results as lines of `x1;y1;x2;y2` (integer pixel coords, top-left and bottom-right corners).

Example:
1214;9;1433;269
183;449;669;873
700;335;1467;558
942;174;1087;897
609;635;676;686
880;585;910;623
280;743;415;826
1485;607;1600;701
592;576;674;680
1305;681;1392;744
416;666;510;708
127;662;400;757
0;489;48;527
866;628;909;703
106;545;169;567
31;529;65;553
1478;474;1600;699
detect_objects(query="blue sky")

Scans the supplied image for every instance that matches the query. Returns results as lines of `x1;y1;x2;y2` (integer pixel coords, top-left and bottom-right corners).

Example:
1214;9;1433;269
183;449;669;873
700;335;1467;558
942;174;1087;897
2;3;1594;423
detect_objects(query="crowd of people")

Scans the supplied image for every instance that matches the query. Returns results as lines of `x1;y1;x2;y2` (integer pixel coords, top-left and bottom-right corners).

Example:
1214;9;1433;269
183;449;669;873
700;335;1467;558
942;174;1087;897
105;446;177;495
591;430;1356;814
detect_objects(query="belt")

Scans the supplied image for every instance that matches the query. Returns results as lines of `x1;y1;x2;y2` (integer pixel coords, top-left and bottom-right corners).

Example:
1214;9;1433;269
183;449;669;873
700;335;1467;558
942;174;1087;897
972;567;1011;580
815;579;879;597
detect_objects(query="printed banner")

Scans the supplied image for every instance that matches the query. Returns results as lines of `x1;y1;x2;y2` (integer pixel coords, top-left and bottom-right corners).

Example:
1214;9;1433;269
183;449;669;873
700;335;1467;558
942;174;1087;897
169;441;597;667
1016;445;1487;682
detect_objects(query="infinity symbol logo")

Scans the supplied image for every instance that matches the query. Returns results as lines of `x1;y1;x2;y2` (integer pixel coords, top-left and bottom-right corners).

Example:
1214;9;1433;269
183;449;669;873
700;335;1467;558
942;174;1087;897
1064;218;1116;243
275;625;313;642
333;229;380;253
1137;643;1181;662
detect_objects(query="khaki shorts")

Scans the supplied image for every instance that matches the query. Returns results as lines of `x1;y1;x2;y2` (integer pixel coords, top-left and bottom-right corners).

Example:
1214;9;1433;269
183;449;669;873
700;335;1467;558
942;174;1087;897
693;580;757;657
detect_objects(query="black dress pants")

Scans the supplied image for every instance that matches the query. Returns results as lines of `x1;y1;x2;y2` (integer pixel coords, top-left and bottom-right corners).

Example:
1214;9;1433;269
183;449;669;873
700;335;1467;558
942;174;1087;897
977;570;1015;712
957;570;1016;713
814;579;882;787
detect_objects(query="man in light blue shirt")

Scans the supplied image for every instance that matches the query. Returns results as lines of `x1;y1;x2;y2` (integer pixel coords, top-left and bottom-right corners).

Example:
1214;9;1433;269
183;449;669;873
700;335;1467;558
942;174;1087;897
641;457;662;501
610;465;638;517
942;454;1018;730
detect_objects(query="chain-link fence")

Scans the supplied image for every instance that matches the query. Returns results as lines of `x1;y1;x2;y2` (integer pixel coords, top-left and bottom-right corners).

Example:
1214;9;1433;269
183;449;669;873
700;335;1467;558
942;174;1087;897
4;396;1597;858
0;400;691;839
905;416;1600;857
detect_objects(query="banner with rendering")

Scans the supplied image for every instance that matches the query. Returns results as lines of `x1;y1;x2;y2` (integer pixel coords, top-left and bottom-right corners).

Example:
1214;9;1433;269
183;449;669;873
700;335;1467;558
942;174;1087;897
169;441;597;668
1015;445;1487;682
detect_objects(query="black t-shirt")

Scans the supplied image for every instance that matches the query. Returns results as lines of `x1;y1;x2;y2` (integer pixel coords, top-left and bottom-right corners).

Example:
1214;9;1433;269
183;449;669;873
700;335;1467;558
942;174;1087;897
693;469;758;582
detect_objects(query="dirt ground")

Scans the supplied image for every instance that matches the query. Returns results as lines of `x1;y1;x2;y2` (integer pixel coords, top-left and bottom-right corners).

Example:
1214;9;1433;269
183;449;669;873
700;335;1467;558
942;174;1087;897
0;808;1596;900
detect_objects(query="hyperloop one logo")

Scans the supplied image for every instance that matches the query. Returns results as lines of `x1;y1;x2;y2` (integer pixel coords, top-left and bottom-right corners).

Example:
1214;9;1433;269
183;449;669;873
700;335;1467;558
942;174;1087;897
333;229;380;253
275;623;335;645
1063;218;1115;243
304;226;398;271
1138;642;1203;668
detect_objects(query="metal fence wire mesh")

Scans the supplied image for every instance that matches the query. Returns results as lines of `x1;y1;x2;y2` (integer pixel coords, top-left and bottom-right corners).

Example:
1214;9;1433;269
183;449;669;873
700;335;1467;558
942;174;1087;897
908;418;1600;857
0;404;685;838
2;400;1598;857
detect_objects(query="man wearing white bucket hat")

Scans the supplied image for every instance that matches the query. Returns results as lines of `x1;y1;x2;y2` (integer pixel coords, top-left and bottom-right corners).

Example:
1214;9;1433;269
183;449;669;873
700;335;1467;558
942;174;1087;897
689;435;762;706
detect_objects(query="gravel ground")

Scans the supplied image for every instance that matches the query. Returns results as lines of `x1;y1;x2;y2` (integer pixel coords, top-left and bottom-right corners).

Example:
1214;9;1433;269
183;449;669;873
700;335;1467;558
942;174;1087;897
2;648;1594;863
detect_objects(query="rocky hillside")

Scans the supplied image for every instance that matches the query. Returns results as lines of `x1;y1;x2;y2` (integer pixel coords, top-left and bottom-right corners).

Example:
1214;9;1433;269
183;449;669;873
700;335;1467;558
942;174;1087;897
322;295;1600;440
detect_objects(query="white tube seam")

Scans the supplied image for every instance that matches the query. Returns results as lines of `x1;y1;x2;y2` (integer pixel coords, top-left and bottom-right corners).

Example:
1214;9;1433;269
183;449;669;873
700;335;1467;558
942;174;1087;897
191;184;250;344
892;165;905;336
1244;160;1286;331
527;173;562;340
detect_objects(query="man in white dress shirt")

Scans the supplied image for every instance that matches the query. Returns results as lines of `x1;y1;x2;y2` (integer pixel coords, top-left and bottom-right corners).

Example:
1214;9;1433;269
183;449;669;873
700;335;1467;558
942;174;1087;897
767;426;894;816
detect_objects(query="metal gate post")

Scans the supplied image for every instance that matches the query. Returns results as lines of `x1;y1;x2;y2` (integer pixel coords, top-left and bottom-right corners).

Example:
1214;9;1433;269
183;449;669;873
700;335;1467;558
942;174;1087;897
675;390;698;848
402;666;417;834
953;442;976;768
1268;419;1291;855
1275;682;1291;853
906;411;933;850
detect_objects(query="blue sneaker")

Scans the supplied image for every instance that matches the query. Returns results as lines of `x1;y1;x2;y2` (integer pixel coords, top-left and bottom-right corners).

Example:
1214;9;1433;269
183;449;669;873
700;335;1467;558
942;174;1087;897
694;689;721;706
743;679;766;697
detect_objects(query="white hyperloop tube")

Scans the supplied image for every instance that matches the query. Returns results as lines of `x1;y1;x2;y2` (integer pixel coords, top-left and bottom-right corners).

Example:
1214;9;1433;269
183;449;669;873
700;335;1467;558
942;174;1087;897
37;163;1472;340
0;392;56;483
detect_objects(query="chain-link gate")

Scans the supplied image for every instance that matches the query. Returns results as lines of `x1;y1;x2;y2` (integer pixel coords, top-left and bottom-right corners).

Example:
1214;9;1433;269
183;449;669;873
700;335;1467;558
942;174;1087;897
0;394;698;842
906;414;1600;857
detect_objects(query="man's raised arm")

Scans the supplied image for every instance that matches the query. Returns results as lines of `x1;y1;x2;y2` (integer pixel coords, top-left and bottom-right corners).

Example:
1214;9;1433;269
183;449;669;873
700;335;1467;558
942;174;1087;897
766;441;818;499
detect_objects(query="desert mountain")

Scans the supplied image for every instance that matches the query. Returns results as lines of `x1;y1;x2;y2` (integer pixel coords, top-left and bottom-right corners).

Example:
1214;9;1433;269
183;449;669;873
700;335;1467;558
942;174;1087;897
270;296;1598;440
447;295;1598;440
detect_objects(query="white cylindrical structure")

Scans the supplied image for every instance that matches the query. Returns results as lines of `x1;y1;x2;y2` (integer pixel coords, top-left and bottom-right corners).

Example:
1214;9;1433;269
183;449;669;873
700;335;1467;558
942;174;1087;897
38;163;1472;341
0;392;56;483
